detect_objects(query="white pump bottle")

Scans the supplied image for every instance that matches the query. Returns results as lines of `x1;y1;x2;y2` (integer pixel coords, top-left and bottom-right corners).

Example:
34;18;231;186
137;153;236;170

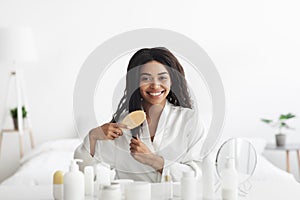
64;159;85;200
221;157;238;200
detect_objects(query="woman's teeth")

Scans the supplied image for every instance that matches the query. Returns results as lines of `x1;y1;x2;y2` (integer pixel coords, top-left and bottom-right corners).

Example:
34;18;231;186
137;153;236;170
149;91;163;96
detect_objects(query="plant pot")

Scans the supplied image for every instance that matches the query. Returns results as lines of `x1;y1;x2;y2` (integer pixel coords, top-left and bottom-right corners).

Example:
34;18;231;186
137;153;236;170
12;118;24;130
275;134;286;147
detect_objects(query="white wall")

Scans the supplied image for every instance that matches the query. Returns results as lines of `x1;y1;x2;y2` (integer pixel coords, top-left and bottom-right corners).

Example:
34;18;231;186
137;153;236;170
1;0;300;182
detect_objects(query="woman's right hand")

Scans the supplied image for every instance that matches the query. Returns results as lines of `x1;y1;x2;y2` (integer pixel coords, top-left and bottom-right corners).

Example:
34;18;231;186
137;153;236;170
90;123;125;141
88;123;126;156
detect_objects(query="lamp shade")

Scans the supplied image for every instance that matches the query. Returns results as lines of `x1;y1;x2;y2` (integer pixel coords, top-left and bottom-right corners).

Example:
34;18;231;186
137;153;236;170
0;27;37;63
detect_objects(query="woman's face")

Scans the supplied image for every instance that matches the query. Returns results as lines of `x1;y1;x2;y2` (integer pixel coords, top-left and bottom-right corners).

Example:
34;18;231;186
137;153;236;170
139;61;172;107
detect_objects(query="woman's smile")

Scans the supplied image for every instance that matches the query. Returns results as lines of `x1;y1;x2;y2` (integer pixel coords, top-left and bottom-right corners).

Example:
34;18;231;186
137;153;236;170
147;90;165;97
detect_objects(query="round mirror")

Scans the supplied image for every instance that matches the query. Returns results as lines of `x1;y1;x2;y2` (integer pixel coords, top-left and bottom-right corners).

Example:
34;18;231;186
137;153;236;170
73;28;225;160
215;138;257;184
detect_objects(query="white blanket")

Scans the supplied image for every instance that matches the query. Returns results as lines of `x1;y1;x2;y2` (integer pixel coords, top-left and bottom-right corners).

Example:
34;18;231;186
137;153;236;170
1;138;81;186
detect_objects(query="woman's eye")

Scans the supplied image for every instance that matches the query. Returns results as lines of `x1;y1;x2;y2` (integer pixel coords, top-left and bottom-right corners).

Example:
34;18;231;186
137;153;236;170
140;76;151;81
159;76;168;81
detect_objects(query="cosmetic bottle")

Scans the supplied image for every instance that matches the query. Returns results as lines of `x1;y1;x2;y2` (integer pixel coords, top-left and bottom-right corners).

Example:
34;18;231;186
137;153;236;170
84;166;94;196
181;171;197;200
53;170;64;200
221;157;238;200
64;159;84;200
94;162;111;198
202;153;216;200
163;168;173;199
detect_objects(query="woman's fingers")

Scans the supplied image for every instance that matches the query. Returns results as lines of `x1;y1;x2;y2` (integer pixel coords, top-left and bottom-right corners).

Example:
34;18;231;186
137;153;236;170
110;124;123;135
130;147;136;153
92;123;125;141
130;141;142;154
99;123;124;140
111;132;119;138
130;138;140;145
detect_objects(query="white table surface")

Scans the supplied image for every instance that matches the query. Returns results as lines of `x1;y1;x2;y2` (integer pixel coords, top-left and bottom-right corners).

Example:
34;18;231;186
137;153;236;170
1;180;300;200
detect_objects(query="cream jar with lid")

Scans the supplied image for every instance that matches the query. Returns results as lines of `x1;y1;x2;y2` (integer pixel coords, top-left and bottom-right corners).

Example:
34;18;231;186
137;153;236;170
125;182;151;200
99;183;121;200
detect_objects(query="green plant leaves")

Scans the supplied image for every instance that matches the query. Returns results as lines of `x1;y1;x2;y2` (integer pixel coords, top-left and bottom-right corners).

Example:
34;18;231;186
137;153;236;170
279;113;296;120
10;106;27;118
261;119;272;124
261;113;296;133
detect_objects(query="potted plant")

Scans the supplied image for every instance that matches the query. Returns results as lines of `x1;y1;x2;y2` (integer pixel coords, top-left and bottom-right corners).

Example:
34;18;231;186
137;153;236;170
10;106;27;130
261;113;296;146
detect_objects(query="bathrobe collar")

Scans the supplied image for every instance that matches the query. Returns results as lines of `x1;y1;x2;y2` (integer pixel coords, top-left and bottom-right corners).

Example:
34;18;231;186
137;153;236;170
140;101;171;152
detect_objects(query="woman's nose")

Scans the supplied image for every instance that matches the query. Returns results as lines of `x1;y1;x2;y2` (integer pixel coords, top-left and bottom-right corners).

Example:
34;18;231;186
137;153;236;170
150;79;160;88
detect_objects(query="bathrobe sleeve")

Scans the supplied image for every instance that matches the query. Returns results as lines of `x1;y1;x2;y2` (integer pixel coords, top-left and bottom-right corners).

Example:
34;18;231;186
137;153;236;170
74;133;116;171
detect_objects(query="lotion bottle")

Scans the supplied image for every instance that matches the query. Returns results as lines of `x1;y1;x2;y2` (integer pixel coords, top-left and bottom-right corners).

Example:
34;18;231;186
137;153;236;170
221;157;238;200
181;171;197;200
64;159;84;200
163;168;173;199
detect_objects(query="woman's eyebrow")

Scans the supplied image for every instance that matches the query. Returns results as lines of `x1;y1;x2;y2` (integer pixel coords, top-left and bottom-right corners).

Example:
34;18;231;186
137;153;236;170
140;72;169;76
157;72;169;75
140;73;151;76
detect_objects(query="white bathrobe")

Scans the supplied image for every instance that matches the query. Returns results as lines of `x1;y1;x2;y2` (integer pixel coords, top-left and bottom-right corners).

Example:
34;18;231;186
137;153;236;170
74;101;206;182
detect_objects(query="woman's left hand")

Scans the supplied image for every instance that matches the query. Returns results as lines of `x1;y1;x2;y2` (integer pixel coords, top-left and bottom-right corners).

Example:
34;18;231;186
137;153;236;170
129;137;164;172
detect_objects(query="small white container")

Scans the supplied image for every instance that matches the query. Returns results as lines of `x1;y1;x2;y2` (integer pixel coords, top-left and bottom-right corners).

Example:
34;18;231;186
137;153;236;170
94;162;111;198
84;166;94;196
181;171;197;200
112;179;134;197
125;182;151;200
99;183;121;200
94;163;111;185
202;154;216;200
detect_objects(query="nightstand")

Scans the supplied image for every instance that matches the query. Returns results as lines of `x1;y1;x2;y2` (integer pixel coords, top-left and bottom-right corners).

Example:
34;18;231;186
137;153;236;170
265;143;300;173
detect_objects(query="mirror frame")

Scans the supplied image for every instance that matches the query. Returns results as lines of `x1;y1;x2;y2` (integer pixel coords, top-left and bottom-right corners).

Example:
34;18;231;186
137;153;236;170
73;28;225;159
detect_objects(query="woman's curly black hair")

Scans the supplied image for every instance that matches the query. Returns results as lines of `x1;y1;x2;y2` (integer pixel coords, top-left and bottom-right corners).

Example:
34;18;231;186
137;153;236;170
111;47;192;136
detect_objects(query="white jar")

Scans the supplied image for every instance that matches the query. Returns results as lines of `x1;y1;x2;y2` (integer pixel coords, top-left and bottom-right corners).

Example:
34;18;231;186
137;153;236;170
125;182;151;200
112;179;134;198
99;183;121;200
181;171;197;200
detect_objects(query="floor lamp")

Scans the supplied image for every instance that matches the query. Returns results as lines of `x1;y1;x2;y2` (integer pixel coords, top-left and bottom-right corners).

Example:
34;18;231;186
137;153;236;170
0;27;37;158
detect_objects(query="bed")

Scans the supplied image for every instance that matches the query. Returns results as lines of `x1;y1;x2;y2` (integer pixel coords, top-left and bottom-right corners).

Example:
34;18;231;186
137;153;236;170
0;138;299;199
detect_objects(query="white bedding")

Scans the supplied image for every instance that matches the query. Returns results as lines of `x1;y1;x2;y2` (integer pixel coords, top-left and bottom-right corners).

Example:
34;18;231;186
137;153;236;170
243;137;297;182
0;138;298;187
0;138;81;186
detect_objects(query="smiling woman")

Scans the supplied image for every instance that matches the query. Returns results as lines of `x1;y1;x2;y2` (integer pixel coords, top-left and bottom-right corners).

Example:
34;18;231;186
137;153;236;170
74;47;206;182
